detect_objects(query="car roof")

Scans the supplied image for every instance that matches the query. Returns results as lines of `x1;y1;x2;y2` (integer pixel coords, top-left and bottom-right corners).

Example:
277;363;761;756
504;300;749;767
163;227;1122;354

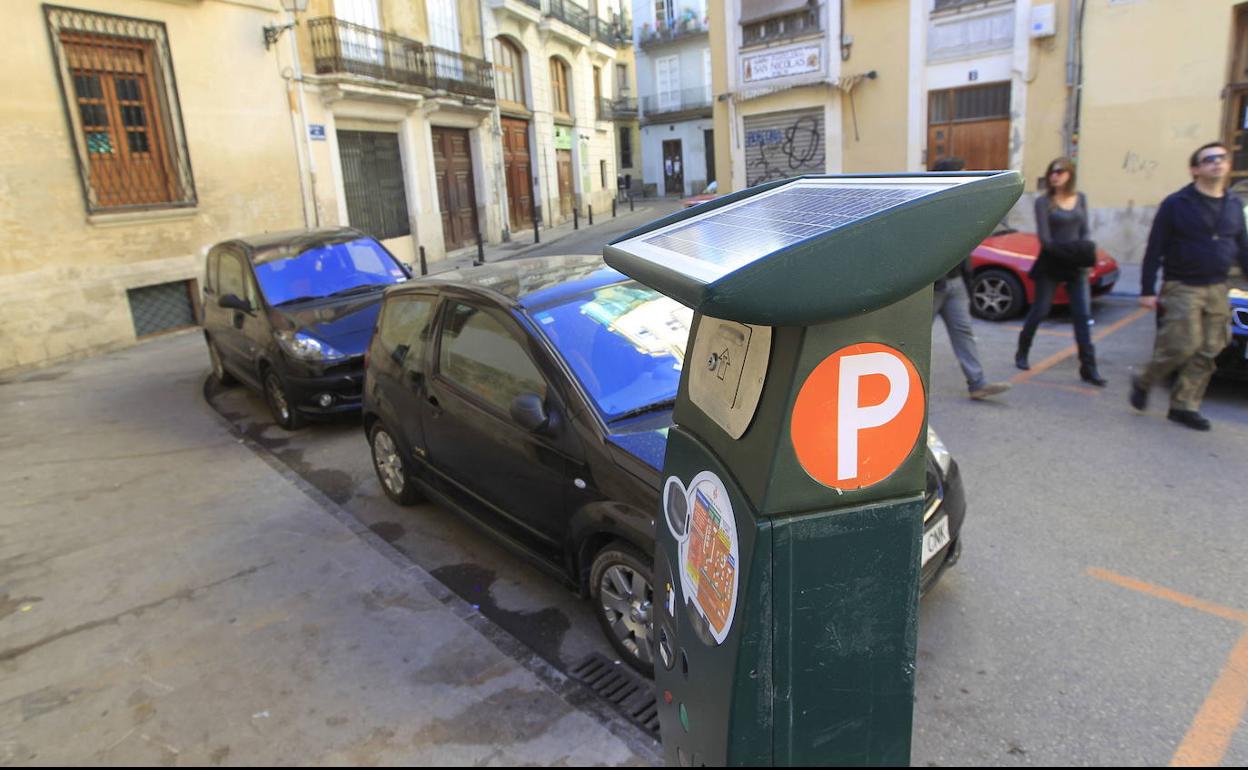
388;255;631;311
224;228;365;260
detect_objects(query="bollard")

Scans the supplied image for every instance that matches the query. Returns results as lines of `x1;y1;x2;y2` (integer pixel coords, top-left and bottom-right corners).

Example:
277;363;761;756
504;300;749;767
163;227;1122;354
532;199;540;244
474;230;484;266
612;198;617;218
418;246;428;276
629;195;634;213
588;205;593;226
574;207;579;230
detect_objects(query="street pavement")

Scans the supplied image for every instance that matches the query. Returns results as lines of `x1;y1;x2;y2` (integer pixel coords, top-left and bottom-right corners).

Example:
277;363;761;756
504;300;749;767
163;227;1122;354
0;332;659;765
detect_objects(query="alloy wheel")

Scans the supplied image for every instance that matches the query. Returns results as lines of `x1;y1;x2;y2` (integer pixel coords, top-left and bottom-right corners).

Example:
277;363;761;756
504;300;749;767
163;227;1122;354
599;563;654;667
372;429;405;496
973;276;1015;319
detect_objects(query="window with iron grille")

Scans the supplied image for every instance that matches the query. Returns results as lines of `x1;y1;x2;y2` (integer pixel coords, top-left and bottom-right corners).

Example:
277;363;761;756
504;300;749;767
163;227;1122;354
337;130;411;241
45;5;196;213
619;126;633;168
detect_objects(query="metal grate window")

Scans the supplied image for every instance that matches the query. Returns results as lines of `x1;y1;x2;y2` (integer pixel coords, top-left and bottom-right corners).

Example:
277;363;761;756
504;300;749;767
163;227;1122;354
127;280;197;338
337;130;411;241
45;5;196;213
929;82;1011;124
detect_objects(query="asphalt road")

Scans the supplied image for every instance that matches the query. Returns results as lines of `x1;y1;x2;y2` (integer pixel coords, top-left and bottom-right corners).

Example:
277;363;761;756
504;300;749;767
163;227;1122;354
205;254;1248;766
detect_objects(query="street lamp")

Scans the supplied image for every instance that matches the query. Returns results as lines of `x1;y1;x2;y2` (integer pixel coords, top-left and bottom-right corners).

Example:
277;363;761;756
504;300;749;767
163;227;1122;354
263;0;309;50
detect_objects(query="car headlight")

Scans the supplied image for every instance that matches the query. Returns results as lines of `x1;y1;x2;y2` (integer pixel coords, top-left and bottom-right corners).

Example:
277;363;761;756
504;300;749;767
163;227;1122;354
275;330;346;361
926;425;953;475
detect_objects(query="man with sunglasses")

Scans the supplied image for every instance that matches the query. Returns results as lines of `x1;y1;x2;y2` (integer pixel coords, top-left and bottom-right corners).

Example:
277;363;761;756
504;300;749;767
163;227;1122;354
1132;142;1248;430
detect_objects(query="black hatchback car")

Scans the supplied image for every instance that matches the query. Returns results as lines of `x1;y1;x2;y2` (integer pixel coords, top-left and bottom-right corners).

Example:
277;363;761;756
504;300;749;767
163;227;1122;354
202;228;411;429
362;256;965;675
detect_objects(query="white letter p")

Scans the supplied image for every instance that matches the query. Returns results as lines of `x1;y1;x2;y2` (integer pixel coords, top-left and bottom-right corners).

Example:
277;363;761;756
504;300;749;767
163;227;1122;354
836;352;910;481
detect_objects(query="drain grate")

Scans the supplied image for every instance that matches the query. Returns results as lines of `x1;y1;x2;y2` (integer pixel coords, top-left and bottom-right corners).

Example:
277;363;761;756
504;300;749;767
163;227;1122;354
570;653;660;736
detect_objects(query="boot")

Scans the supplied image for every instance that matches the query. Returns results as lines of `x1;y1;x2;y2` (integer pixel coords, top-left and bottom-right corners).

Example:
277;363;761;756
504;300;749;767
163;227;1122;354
1078;344;1107;387
1014;332;1033;371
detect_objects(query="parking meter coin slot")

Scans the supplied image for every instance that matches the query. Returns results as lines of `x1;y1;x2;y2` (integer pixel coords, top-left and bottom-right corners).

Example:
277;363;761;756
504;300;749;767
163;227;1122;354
688;318;771;440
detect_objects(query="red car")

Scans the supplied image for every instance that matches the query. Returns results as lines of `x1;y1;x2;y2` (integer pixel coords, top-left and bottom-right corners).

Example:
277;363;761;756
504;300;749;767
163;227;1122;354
968;228;1120;321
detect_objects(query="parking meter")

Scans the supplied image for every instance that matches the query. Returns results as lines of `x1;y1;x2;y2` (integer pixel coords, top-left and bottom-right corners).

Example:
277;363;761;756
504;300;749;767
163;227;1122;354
603;173;1022;766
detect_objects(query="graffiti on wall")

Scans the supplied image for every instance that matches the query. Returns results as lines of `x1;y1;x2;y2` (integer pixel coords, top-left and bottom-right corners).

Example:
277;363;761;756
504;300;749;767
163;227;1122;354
744;113;824;188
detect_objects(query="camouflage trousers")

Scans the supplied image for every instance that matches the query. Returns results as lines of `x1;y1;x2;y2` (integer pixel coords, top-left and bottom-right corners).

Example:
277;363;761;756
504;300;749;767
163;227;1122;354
1137;281;1231;411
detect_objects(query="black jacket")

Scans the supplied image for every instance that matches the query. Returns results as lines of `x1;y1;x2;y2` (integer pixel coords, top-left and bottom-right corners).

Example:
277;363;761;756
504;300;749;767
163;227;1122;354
1140;184;1248;296
1031;240;1097;283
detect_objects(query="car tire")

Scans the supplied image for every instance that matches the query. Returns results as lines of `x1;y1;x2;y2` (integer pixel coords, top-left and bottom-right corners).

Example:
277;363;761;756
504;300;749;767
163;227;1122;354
971;268;1026;321
590;542;656;678
206;338;237;386
369;421;422;506
263;368;305;430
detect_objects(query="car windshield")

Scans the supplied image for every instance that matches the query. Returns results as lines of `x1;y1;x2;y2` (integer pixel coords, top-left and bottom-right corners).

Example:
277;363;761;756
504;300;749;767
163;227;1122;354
253;237;407;306
532;281;692;422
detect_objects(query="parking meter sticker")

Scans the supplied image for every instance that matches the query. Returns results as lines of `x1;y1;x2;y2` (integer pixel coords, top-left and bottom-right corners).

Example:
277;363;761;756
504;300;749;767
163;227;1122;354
791;343;925;490
663;471;739;645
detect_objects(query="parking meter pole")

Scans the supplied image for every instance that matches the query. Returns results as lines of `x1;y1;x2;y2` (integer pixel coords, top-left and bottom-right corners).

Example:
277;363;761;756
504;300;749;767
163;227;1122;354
604;172;1022;766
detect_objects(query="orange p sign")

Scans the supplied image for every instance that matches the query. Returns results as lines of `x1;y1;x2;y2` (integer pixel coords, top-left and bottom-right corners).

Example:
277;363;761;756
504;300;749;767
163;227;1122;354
791;342;925;490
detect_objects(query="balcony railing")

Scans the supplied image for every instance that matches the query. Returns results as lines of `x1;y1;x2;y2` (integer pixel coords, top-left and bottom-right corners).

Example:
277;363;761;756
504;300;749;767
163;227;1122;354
641;88;713;118
741;5;822;46
308;17;494;100
519;0;541;8
591;14;632;48
639;15;708;47
597;96;638;119
546;0;591;35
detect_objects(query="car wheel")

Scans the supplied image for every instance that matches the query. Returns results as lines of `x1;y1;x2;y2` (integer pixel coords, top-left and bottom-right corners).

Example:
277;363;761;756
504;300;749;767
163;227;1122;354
590;543;656;677
263;368;305;430
369;421;422;505
971;268;1026;321
206;338;237;386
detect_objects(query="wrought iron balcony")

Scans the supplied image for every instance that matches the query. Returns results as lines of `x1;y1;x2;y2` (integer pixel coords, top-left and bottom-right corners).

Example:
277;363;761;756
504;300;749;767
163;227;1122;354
546;0;591;35
308;17;494;100
597;96;638;119
591;14;632;48
638;15;708;48
641;88;713;119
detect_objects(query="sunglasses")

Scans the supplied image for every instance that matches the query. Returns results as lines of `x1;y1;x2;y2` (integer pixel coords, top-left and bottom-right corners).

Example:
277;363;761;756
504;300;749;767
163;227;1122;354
1048;168;1071;175
1198;153;1228;165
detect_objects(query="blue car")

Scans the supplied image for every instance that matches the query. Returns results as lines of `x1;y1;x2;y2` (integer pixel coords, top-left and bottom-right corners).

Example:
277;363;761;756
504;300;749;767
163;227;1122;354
1217;287;1248;379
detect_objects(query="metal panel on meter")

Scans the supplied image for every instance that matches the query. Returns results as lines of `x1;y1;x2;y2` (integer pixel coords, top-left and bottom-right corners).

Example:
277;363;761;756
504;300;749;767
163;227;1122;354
688;318;771;439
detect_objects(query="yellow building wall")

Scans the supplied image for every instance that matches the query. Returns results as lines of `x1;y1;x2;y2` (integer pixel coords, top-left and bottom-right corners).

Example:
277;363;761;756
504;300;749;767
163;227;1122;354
0;0;305;373
839;0;910;173
1074;0;1240;259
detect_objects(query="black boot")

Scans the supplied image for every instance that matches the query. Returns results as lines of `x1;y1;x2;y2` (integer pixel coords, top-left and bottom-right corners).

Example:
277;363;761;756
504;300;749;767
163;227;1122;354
1078;344;1107;387
1015;332;1033;371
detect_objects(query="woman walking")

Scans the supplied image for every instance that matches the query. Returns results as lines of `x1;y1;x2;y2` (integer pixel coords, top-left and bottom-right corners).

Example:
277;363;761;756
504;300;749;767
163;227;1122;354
1014;158;1107;386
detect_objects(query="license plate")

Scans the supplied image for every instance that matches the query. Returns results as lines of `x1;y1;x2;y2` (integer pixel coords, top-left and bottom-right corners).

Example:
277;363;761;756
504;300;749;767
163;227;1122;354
921;516;951;568
1097;269;1119;288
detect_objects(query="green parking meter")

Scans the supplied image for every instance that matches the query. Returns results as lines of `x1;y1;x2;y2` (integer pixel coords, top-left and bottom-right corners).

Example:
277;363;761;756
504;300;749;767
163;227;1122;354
603;173;1022;766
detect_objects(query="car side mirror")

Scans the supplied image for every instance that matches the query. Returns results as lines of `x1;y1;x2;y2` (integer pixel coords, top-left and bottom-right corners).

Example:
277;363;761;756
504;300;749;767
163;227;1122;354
510;392;550;434
219;293;251;312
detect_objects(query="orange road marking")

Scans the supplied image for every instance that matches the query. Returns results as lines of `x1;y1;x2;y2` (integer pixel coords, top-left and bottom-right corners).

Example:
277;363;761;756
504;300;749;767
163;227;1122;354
1087;568;1248;624
1012;308;1151;385
1087;568;1248;767
1171;632;1248;767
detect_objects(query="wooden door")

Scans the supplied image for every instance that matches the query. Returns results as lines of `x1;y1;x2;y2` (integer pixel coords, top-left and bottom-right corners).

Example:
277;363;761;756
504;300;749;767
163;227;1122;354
663;139;683;196
556;148;573;219
431;127;478;251
927;83;1011;171
500;118;532;229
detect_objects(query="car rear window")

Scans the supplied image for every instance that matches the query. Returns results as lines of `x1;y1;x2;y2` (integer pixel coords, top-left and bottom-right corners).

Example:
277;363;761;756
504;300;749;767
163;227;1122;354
531;281;691;421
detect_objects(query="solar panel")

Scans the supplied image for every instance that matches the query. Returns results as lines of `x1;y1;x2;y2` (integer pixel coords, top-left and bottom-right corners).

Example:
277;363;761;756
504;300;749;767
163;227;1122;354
617;177;974;283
